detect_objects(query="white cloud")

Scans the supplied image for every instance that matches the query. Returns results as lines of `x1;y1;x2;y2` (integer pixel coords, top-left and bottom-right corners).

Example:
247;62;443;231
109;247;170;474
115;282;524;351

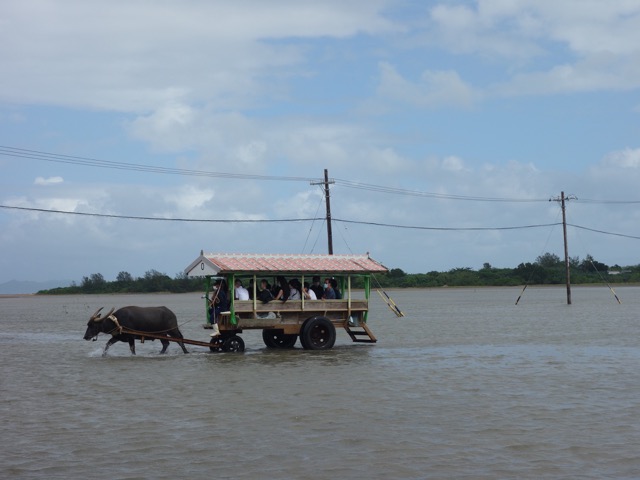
427;2;543;59
0;0;397;112
601;147;640;168
3;193;90;228
494;52;640;95
376;62;477;109
441;156;467;172
130;104;403;179
531;1;640;57
429;1;640;59
34;176;63;185
234;141;268;168
3;145;640;282
425;1;640;94
3;0;640;284
367;147;411;173
276;123;361;166
164;186;215;214
128;102;198;152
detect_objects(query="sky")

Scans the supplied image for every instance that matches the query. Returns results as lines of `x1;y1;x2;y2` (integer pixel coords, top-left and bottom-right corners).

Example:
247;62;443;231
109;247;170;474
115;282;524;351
2;0;640;286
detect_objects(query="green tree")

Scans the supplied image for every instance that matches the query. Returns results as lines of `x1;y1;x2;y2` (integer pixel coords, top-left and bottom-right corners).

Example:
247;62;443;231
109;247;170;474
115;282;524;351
536;252;561;267
140;269;171;292
388;268;406;278
579;254;609;273
116;271;134;283
81;273;106;292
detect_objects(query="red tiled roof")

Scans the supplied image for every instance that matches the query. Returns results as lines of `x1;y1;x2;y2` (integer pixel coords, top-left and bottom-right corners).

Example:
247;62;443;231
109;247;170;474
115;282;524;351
186;253;388;276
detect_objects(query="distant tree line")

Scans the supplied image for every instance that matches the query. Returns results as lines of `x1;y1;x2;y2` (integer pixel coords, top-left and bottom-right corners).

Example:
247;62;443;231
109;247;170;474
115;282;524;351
40;269;202;294
37;253;640;294
370;253;639;288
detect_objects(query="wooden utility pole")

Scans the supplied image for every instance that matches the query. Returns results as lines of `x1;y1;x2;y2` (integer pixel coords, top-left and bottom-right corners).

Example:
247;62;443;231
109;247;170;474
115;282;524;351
551;191;576;305
311;169;335;254
561;192;571;305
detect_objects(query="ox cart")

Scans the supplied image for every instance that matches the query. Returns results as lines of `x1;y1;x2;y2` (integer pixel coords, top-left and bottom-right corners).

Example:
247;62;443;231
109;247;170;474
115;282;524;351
183;252;389;352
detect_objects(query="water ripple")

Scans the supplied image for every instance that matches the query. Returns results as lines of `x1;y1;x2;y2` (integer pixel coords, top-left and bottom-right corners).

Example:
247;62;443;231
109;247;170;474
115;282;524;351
2;289;640;478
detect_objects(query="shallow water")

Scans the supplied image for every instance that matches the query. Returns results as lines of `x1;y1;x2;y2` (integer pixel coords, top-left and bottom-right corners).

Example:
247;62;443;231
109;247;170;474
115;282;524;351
1;286;640;479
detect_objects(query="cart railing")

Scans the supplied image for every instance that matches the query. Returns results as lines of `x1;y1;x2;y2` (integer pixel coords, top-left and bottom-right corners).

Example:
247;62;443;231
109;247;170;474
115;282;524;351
234;299;368;315
215;299;368;332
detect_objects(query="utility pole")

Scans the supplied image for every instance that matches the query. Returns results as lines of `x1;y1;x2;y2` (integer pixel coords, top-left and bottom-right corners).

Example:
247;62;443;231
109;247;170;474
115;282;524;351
550;191;577;305
310;169;335;254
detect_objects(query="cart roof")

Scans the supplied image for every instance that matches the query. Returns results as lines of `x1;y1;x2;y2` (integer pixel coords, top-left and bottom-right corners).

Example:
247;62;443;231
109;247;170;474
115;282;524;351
185;252;388;277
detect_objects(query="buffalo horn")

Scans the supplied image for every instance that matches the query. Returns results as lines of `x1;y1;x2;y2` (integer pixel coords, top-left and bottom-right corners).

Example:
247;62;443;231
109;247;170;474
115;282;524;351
91;307;114;322
90;307;104;321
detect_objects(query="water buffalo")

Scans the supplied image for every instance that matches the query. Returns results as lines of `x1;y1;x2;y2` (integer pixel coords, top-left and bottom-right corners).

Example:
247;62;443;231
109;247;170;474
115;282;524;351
84;306;189;356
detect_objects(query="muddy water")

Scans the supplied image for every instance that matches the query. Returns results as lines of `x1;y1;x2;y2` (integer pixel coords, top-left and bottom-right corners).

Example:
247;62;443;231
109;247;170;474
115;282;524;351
1;287;640;479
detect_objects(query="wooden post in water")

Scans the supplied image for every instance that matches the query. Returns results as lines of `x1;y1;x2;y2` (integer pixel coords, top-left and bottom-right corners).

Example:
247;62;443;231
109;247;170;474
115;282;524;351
551;191;576;305
560;191;572;305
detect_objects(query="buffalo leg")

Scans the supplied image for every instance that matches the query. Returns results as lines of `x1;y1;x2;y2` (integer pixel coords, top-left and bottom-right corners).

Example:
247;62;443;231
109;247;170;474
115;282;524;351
128;339;136;355
168;329;189;354
174;337;189;354
103;337;119;357
160;339;170;354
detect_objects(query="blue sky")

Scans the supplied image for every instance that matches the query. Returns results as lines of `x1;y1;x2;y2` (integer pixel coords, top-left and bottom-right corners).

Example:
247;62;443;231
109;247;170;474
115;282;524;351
2;0;640;286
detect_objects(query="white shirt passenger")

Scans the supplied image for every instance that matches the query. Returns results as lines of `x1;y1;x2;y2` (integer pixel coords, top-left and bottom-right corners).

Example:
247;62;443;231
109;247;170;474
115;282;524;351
235;286;249;300
289;288;301;300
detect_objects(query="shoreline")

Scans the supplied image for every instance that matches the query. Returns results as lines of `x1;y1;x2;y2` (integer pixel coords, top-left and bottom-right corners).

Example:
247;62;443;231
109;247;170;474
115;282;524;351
5;283;639;297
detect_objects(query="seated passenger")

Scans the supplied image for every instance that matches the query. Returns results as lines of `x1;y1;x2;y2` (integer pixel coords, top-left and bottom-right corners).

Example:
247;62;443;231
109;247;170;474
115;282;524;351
303;281;317;300
234;279;249;300
257;279;274;303
255;279;276;319
274;276;290;301
310;276;324;300
288;279;302;300
323;278;336;299
330;278;342;299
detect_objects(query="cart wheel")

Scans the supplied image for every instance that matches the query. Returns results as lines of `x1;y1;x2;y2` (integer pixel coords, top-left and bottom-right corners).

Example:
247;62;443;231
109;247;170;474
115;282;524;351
299;316;336;350
209;337;223;353
222;335;245;353
262;329;298;349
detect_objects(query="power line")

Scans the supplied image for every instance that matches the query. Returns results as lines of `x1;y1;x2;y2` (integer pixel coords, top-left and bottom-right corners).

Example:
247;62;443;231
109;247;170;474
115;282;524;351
0;203;560;231
0;145;316;183
334;218;562;231
4;204;640;239
333;178;550;203
568;223;640;240
6;144;640;204
0;204;320;223
576;198;640;204
0;144;580;203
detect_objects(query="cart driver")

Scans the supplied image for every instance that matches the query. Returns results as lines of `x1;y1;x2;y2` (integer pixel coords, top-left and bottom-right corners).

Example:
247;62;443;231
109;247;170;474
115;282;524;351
208;279;230;337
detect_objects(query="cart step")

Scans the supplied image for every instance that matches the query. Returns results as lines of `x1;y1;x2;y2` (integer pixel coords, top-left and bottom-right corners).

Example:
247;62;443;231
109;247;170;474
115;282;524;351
344;323;377;343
